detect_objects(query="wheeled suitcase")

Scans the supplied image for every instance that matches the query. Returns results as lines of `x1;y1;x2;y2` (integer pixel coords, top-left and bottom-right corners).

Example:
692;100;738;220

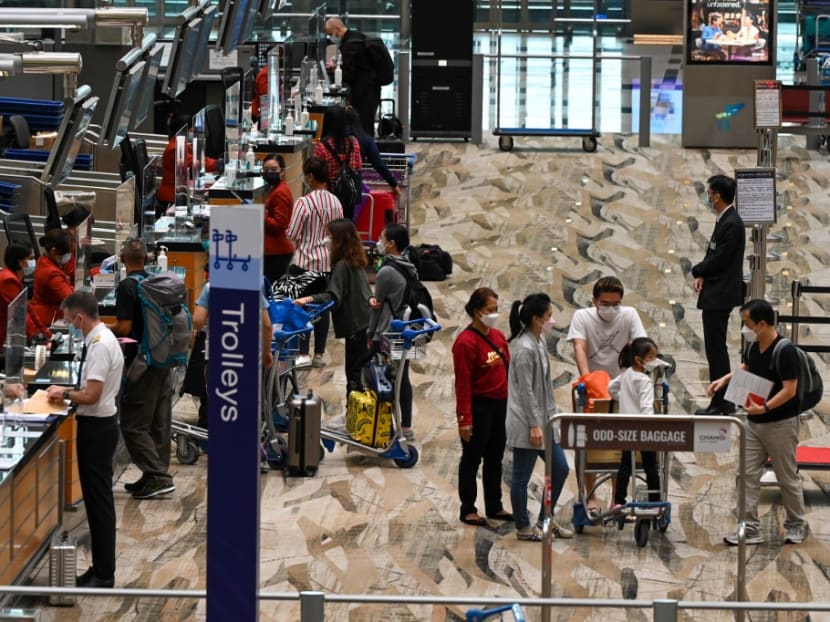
49;530;77;605
376;99;406;153
346;390;393;448
286;390;321;476
355;190;395;242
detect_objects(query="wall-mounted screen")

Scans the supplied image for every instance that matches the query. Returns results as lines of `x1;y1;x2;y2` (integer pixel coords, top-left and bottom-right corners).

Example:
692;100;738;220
217;0;257;55
162;16;203;98
41;94;99;189
687;0;774;64
190;4;218;82
134;43;164;128
100;60;145;148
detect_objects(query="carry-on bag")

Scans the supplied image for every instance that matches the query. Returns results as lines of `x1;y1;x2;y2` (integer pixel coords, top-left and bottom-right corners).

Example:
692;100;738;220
49;530;77;606
286;390;321;476
346;389;393;448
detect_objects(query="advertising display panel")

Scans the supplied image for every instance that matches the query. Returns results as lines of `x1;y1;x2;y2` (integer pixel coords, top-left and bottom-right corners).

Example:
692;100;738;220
687;0;774;64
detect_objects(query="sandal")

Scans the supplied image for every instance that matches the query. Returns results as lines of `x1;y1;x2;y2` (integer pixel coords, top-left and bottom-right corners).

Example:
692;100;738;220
587;505;601;519
461;514;488;526
516;527;543;542
486;510;514;521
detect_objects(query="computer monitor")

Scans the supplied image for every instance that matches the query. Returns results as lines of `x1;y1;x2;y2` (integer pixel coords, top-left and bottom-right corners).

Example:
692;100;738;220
99;60;146;148
40;92;99;189
190;4;218;82
217;0;257;55
162;15;204;98
258;0;277;20
133;43;164;128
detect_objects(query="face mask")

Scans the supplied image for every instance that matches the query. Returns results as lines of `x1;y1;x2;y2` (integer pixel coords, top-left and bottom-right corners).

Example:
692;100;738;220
481;312;499;328
23;259;36;277
262;171;281;186
741;325;757;343
541;318;555;335
323;238;332;252
330;35;341;45
69;322;83;340
643;359;662;372
376;239;386;255
60;252;72;266
202;239;210;253
597;305;621;322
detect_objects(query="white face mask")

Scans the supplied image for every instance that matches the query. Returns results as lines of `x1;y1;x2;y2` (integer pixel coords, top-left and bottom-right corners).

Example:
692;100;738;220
541;318;555;335
376;239;386;255
23;258;36;276
741;325;757;343
323;238;332;252
60;252;72;266
481;312;499;328
597;304;621;322
643;358;662;372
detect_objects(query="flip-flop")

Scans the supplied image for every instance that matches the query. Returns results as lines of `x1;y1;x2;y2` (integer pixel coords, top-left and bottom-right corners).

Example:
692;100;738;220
461;515;488;526
486;511;514;521
587;506;601;519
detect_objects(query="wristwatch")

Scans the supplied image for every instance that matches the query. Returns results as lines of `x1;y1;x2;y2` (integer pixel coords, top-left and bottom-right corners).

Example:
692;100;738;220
63;389;71;401
763;402;770;413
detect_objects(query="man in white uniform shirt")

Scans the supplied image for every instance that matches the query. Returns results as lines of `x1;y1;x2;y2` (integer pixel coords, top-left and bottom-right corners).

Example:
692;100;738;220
566;276;647;515
47;291;124;588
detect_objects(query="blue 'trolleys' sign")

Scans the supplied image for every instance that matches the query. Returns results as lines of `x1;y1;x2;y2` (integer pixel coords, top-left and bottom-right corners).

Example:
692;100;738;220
207;204;263;621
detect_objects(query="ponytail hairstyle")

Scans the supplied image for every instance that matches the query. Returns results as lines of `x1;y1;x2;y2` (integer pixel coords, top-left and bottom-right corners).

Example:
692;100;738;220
508;292;552;342
618;336;657;370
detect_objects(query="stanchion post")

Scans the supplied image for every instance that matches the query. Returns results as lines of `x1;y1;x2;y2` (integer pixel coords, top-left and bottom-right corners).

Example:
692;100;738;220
653;599;678;622
639;56;651;148
300;591;325;622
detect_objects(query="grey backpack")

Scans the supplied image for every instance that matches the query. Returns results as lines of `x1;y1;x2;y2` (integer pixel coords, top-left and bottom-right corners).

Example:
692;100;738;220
130;272;192;369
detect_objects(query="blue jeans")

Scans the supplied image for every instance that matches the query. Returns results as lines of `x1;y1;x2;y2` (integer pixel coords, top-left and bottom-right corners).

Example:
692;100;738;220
510;443;569;530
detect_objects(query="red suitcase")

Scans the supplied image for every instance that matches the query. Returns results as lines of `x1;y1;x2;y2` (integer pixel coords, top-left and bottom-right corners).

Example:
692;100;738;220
355;190;395;242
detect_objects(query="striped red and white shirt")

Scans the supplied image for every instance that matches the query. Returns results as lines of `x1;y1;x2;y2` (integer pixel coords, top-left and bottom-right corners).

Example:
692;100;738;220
287;189;343;272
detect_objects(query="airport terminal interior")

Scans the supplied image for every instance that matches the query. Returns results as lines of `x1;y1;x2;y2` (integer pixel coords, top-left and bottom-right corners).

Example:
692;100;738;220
2;1;830;621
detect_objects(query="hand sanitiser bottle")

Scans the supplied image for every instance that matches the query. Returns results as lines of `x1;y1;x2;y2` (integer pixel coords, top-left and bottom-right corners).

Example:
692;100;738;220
334;53;343;88
245;144;256;170
284;110;295;136
157;246;168;272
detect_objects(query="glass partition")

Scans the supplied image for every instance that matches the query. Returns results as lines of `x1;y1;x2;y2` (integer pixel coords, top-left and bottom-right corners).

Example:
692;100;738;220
115;176;137;252
267;44;281;135
173;124;189;209
142;155;161;244
4;289;27;384
226;82;242;185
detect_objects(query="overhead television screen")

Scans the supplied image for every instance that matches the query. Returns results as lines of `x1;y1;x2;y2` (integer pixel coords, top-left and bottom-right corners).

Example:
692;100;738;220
134;43;164;128
162;16;203;98
42;95;99;189
687;0;774;64
100;60;145;148
218;0;257;55
190;4;218;82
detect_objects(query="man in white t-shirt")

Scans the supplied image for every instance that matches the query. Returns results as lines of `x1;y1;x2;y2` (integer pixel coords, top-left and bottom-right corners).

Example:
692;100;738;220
566;276;647;515
47;291;124;588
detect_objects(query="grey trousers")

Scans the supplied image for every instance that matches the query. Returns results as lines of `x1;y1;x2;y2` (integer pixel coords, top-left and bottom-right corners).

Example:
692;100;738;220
120;365;173;482
742;416;806;532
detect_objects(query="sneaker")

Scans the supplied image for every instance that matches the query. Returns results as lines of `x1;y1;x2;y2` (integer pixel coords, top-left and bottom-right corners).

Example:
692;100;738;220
723;529;764;545
516;527;543;542
295;355;312;369
784;524;810;544
132;478;176;500
402;428;416;442
123;474;148;493
312;353;325;368
551;521;575;539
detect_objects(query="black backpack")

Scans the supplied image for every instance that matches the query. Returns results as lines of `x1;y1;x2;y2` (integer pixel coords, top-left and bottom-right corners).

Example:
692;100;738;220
321;139;362;212
410;244;453;281
364;36;394;86
383;259;436;337
770;338;823;413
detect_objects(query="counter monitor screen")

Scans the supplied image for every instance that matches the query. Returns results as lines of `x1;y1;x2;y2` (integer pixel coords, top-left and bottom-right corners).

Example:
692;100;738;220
217;0;257;55
99;60;145;148
41;94;99;189
134;43;164;128
162;16;203;98
190;4;218;83
687;0;774;64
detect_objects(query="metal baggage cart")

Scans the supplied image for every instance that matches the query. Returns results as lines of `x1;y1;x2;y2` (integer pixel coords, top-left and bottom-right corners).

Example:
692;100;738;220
359;152;415;235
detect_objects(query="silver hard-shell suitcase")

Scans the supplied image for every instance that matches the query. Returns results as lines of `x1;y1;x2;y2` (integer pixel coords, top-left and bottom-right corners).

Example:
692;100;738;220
286;390;321;476
49;530;76;606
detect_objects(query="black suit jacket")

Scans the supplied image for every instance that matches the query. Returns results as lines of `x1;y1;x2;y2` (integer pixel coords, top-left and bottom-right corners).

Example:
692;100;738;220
340;30;378;105
691;206;746;310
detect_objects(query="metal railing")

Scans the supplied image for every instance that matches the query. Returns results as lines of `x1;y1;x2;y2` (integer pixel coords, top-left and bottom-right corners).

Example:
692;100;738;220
777;279;830;355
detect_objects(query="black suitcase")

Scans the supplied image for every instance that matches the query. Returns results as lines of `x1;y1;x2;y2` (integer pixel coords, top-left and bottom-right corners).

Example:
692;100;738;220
376;99;406;153
286;390;321;476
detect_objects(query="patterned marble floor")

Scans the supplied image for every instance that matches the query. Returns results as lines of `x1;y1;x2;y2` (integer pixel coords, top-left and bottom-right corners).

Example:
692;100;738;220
20;133;830;621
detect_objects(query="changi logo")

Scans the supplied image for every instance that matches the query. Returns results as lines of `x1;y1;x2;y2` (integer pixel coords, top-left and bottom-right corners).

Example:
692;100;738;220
716;103;745;131
698;426;729;442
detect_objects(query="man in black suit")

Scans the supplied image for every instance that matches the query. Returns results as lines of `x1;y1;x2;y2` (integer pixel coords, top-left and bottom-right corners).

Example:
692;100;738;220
692;174;746;415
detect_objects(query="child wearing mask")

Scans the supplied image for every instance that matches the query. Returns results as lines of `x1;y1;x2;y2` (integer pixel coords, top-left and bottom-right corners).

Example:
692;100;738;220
506;293;573;542
262;154;294;284
609;337;665;512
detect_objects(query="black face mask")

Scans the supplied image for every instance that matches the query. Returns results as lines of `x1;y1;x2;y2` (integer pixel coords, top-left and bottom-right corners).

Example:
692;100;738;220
262;172;281;187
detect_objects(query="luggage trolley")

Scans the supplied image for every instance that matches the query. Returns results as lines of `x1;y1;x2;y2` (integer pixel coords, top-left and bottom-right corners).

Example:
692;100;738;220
356;152;415;242
320;317;440;468
261;300;334;470
570;370;673;546
491;0;600;152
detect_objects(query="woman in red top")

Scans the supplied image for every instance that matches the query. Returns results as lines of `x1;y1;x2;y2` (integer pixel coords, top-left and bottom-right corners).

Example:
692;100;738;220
30;229;74;329
157;114;217;212
452;287;513;526
312;106;362;215
262;153;295;284
0;241;49;353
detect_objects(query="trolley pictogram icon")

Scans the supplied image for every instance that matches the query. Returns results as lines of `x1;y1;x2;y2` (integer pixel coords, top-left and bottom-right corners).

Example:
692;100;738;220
212;228;252;271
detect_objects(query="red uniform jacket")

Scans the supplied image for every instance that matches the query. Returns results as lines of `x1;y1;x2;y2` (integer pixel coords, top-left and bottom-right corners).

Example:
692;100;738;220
0;268;49;350
30;255;73;329
264;182;295;256
158;137;217;204
252;66;268;119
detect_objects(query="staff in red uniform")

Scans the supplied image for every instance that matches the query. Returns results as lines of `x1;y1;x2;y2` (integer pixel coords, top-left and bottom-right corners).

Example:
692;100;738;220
157;114;218;214
262;153;295;283
452;287;513;527
0;241;49;354
30;229;74;329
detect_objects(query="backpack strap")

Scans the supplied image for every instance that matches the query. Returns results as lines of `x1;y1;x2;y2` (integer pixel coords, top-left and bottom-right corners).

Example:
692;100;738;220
768;337;791;378
381;257;411;318
320;138;348;165
464;326;509;370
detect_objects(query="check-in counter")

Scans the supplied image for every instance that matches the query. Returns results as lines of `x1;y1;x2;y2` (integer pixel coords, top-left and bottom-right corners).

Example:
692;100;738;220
207;175;268;205
0;414;64;586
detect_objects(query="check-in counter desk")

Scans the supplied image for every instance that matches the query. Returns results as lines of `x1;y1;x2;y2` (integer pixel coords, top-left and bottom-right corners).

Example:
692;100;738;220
0;414;64;586
207;176;268;205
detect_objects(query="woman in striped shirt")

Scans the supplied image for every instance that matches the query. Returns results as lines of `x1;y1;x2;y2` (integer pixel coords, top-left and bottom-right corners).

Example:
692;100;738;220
287;156;344;368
